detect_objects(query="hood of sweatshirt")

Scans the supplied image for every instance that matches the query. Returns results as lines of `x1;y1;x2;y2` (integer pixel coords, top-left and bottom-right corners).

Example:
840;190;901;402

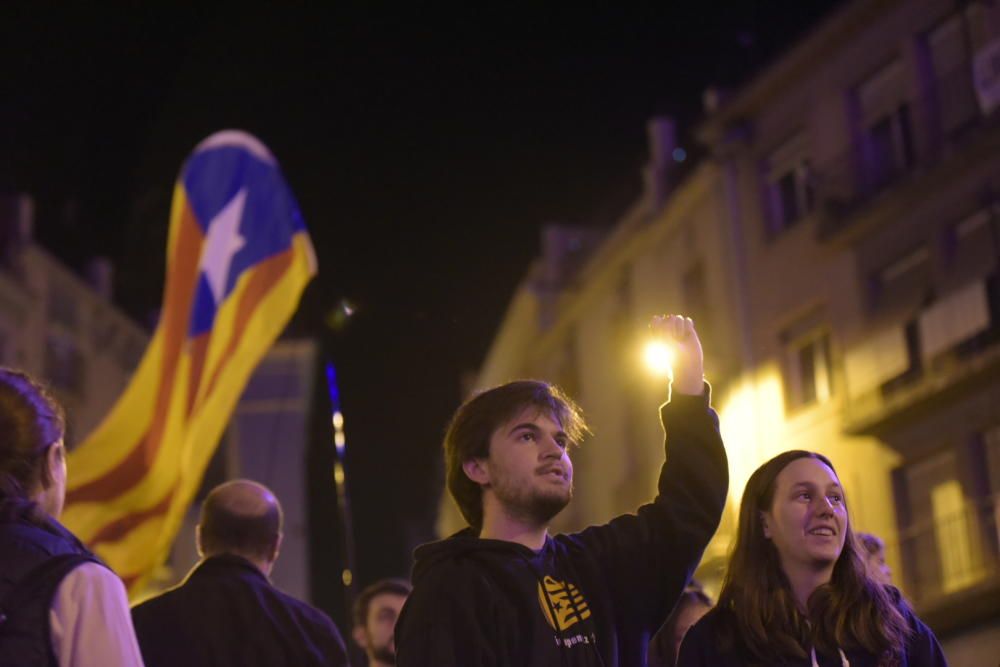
412;528;549;581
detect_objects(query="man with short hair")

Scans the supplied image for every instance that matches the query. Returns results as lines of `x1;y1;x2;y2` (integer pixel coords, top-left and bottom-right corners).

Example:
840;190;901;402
352;578;411;666
132;480;349;667
395;315;729;666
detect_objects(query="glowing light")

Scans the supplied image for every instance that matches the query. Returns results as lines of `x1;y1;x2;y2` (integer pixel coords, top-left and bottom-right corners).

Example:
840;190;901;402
334;432;346;450
672;147;687;162
332;411;344;429
334;465;345;485
342;569;353;586
644;340;675;376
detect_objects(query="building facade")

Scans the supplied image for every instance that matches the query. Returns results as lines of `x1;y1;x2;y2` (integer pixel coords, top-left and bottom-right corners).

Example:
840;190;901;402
0;194;148;446
0;194;318;604
699;0;1000;660
456;0;1000;661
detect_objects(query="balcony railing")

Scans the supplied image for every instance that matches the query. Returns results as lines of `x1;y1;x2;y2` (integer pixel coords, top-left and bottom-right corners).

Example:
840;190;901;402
812;59;990;239
892;493;1000;609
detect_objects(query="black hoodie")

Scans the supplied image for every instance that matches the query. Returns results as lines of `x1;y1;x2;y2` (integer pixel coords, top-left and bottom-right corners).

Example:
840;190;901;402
396;387;728;666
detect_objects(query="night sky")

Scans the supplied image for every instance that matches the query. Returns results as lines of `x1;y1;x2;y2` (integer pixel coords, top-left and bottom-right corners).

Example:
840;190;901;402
3;2;842;625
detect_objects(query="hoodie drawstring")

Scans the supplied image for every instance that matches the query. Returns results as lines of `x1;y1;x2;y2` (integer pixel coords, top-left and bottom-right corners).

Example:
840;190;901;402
810;645;850;667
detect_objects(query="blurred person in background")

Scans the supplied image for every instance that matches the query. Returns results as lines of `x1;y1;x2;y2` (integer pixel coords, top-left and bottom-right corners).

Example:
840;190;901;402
647;582;713;667
352;578;410;666
858;531;893;585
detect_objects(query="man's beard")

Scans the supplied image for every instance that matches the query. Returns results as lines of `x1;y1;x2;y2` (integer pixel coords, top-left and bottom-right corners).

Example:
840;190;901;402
493;476;572;526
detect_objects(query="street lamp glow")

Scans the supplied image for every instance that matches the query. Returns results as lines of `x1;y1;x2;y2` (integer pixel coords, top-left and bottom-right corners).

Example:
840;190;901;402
644;340;675;376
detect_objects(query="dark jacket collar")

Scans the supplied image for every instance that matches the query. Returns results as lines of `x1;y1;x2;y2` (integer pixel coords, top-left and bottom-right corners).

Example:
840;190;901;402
187;553;270;585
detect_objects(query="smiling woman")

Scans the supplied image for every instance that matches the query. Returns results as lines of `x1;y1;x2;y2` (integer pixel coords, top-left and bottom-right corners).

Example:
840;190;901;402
677;450;950;667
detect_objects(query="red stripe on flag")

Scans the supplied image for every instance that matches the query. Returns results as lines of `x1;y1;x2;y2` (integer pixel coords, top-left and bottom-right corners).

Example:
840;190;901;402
201;247;294;400
88;490;175;548
186;331;211;416
122;572;141;591
66;196;204;505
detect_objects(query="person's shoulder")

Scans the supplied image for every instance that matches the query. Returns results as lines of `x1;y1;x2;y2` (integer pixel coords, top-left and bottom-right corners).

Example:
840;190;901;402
685;605;735;648
131;578;185;623
690;605;726;633
270;586;339;631
677;606;742;666
411;538;502;591
57;561;124;597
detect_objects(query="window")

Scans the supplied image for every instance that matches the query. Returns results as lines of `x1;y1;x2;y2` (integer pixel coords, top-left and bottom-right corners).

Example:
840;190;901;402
879;320;924;396
796;334;832;406
922;10;979;137
855;60;915;194
44;334;85;394
868;245;932;311
47;284;79;330
898;450;987;600
931;479;981;592
944;208;996;281
763;134;813;234
782;325;834;410
985;424;1000;495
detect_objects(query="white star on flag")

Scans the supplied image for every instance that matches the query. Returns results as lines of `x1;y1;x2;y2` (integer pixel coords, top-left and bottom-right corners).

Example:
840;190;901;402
200;188;248;305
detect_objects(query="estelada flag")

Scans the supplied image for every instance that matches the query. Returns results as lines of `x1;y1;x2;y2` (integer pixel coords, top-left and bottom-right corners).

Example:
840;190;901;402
62;130;317;593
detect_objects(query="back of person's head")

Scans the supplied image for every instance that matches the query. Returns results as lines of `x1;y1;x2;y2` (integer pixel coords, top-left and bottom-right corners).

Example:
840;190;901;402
352;578;412;629
857;531;884;555
857;531;893;584
648;583;713;667
198;480;283;564
443;380;588;531
717;450;908;662
0;368;65;516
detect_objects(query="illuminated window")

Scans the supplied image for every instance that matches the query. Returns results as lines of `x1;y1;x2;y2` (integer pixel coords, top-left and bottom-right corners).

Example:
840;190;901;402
782;327;834;410
900;450;986;600
931;479;982;592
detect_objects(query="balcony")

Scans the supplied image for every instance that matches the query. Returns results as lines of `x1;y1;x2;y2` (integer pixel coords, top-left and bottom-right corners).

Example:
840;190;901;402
844;274;1000;436
813;60;995;243
892;493;1000;635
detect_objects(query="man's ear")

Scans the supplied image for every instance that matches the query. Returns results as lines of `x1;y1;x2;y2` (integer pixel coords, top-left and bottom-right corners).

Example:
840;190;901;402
42;440;64;488
462;458;490;486
352;624;368;651
269;531;283;564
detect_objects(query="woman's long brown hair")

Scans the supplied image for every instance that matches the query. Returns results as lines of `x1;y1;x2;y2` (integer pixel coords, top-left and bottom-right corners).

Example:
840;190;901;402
715;450;910;663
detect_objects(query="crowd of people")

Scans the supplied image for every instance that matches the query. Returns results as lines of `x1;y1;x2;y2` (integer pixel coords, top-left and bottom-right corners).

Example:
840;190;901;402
0;315;949;665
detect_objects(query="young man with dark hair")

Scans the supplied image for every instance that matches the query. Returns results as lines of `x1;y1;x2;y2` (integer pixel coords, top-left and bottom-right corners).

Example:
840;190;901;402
352;578;411;666
395;315;729;666
131;480;349;667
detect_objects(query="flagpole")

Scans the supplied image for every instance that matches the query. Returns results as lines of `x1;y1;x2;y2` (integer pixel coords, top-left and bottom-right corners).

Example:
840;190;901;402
323;361;358;642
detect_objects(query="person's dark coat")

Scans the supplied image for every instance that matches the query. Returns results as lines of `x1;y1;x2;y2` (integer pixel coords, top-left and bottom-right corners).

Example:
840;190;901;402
677;600;949;667
132;554;349;667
